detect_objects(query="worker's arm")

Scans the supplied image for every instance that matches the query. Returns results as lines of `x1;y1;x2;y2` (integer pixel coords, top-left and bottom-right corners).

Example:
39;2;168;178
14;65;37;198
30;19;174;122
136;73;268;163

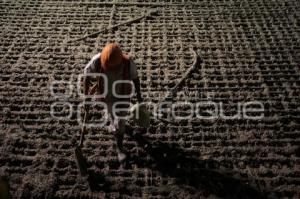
84;54;100;95
83;76;91;96
83;54;99;110
83;76;92;111
130;58;143;103
132;77;143;103
84;76;99;96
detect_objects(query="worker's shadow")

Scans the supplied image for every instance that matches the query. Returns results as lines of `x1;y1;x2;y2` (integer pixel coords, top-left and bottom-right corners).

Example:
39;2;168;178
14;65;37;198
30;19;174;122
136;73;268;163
86;126;266;198
123;127;266;199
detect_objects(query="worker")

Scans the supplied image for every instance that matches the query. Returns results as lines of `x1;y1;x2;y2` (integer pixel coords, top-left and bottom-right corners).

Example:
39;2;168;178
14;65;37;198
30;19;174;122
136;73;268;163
83;43;143;162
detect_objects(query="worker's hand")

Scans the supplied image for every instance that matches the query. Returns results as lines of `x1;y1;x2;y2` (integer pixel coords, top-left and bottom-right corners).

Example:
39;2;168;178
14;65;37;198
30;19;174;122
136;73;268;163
131;102;150;128
88;83;98;95
138;102;147;111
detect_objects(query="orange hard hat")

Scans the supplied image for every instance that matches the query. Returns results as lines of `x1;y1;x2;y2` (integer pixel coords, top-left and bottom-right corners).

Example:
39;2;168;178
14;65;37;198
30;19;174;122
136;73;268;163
100;43;123;71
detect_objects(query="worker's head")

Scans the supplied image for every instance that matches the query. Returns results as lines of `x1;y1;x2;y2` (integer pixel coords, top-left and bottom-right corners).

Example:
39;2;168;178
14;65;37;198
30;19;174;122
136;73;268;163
100;43;123;71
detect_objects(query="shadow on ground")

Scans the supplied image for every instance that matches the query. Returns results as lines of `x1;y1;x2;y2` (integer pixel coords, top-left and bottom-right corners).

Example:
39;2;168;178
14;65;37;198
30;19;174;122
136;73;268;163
87;126;266;198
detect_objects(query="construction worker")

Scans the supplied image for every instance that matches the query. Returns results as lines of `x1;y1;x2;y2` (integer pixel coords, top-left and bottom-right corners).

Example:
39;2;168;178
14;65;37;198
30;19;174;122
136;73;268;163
83;43;143;162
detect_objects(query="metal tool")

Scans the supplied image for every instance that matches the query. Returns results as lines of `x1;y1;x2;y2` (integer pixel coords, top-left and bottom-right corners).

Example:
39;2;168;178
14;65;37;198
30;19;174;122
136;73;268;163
75;107;89;176
164;49;200;100
67;9;158;43
155;49;202;124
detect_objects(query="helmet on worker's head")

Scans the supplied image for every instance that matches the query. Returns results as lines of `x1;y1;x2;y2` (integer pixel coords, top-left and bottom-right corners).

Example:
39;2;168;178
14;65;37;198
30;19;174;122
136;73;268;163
100;43;123;71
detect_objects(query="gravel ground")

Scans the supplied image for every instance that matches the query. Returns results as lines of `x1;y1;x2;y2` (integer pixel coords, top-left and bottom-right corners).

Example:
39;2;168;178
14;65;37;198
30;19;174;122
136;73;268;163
0;0;300;198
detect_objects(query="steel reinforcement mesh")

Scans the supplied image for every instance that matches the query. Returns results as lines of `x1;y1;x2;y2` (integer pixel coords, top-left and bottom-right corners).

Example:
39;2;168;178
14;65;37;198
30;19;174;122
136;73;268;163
0;0;300;198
